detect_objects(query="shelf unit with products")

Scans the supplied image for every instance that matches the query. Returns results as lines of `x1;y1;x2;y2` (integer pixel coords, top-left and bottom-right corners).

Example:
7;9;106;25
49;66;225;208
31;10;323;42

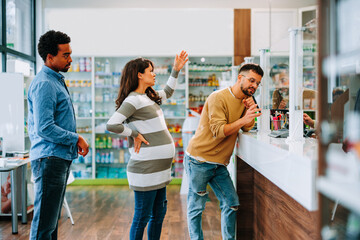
64;56;94;179
150;57;187;179
93;57;132;179
63;56;235;183
187;56;233;115
64;56;190;182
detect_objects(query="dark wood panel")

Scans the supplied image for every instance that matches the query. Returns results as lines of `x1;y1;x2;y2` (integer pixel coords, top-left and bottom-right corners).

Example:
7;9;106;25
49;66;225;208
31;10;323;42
254;171;320;240
236;157;254;239
234;9;251;66
236;157;320;239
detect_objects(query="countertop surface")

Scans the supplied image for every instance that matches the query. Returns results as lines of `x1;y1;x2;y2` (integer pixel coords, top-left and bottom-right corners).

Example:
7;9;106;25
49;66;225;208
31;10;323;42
236;131;318;211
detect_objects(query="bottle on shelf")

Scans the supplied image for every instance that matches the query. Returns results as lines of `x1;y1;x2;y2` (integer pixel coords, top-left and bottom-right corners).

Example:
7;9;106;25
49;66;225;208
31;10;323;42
79;58;86;72
105;59;111;74
85;57;92;72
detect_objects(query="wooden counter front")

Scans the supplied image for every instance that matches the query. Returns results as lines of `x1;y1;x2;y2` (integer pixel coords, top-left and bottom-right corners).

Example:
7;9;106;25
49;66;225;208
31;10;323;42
236;158;320;239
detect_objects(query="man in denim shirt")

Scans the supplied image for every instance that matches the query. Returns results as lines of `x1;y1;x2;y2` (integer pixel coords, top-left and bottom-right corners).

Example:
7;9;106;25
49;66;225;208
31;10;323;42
28;30;89;240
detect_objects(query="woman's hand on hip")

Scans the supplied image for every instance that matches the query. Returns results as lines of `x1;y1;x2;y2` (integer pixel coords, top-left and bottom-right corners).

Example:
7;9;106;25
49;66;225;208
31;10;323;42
133;133;149;153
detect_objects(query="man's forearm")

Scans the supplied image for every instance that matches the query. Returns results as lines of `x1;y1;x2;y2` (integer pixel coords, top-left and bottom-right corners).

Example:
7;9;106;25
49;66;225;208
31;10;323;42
223;118;247;136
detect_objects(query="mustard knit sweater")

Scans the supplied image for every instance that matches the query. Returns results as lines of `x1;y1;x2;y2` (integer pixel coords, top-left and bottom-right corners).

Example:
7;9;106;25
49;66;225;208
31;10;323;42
187;87;254;165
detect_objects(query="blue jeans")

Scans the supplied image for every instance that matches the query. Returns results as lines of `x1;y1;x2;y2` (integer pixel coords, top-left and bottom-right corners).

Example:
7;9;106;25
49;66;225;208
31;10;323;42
30;157;71;240
130;187;167;240
184;154;239;240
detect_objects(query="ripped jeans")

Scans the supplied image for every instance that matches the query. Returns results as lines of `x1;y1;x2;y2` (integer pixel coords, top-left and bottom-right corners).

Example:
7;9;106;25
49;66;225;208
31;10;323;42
130;187;167;240
184;154;239;240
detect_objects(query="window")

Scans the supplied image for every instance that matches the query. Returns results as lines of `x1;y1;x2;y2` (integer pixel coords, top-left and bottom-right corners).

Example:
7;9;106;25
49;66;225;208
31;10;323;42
6;0;32;55
0;0;35;72
7;53;34;76
0;53;2;72
0;1;2;44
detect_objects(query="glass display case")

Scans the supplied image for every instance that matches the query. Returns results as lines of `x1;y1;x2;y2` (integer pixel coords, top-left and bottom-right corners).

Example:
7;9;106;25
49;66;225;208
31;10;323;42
317;0;360;238
255;23;318;138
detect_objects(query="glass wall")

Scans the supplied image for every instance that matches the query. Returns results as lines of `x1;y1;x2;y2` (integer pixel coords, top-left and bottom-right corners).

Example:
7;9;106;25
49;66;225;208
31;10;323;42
318;0;360;238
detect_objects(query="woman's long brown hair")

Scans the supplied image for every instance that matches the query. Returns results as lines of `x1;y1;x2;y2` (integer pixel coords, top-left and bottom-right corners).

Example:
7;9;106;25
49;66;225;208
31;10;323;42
115;58;162;110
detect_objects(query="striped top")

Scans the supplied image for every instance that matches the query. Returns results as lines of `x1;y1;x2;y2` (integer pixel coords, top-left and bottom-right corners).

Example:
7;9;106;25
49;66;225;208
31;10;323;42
106;70;179;191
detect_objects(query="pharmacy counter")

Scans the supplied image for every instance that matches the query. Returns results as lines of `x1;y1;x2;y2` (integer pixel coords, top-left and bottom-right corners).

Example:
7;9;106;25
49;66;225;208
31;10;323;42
235;132;320;239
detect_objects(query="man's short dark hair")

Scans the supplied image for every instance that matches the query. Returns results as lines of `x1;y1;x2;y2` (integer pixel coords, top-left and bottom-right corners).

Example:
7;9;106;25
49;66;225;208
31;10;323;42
238;63;264;77
269;63;288;78
38;30;71;62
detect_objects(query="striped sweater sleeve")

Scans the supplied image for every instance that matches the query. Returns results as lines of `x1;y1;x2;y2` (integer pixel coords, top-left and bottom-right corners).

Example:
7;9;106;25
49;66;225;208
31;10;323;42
157;68;179;101
106;101;139;138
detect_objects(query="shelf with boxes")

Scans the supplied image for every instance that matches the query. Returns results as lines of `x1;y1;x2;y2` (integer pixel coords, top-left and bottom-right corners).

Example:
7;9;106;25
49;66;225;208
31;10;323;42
187;57;232;115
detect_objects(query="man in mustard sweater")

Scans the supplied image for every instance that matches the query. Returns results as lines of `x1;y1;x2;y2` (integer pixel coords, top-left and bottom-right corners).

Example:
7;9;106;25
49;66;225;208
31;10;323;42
184;63;263;240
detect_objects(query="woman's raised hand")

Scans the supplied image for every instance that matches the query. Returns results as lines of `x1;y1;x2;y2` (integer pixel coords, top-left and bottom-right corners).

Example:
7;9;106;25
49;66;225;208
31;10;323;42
173;50;189;72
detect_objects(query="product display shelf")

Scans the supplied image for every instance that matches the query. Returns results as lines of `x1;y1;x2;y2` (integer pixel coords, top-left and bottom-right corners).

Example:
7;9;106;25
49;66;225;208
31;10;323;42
317;177;360;215
302;39;317;91
64;57;94;179
92;56;189;180
188;57;232;115
63;56;234;183
24;75;33;151
150;57;188;179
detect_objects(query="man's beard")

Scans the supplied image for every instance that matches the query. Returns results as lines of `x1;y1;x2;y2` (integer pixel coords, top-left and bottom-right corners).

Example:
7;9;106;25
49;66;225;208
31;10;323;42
61;64;71;72
241;86;255;96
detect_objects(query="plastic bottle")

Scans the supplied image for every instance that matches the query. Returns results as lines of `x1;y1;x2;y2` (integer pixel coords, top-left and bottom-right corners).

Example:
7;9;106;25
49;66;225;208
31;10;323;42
107;136;112;149
123;138;128;148
109;151;114;163
74;61;80;72
124;151;130;163
105;152;110;163
102;137;107;149
105;59;111;73
95;137;100;148
119;149;124;163
99;137;103;149
85;148;92;164
79;58;86;72
85;57;92;72
96;151;101;163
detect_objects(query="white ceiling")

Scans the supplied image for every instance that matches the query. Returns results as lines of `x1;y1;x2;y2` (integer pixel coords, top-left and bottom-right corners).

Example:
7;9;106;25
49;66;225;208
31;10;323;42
44;0;317;9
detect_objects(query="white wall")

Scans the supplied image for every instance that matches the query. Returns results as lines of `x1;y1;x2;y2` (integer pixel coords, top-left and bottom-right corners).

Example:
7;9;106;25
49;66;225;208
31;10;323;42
44;0;317;9
45;8;234;57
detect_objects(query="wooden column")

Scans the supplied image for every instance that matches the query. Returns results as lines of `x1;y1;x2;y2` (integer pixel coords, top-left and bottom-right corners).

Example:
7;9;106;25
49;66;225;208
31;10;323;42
234;9;251;66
